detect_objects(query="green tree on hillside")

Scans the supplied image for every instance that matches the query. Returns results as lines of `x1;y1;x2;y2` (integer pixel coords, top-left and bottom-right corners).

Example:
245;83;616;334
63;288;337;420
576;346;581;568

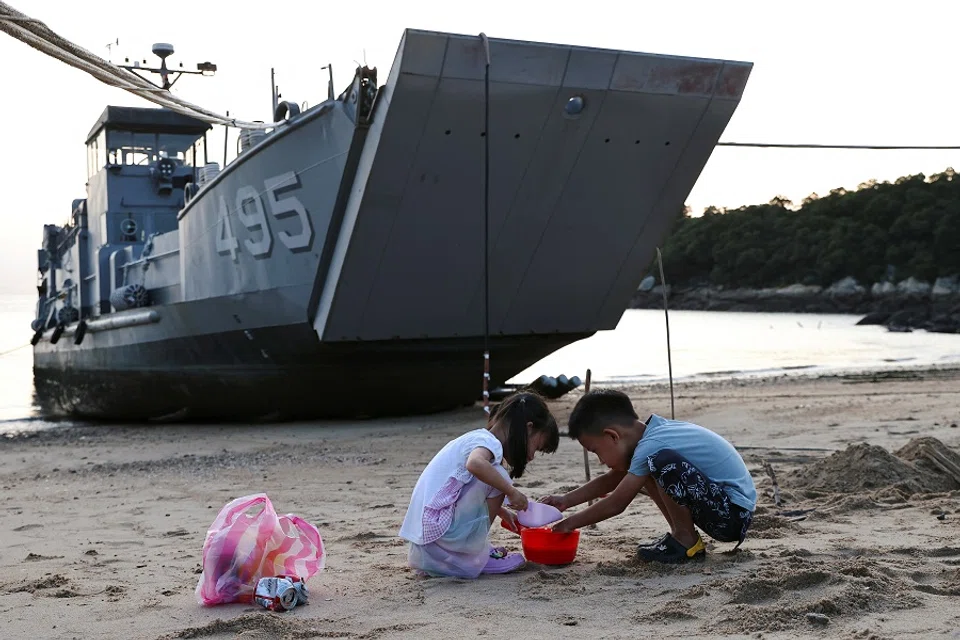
656;167;960;288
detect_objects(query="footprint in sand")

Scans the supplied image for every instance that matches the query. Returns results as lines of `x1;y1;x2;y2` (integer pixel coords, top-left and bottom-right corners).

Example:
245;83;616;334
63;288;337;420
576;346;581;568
23;553;64;562
634;600;698;623
7;574;79;598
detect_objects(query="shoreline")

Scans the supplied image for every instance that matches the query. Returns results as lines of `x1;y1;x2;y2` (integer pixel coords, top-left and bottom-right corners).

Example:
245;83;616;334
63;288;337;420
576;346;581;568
586;360;960;391
630;287;960;333
5;362;960;439
612;361;960;393
5;361;960;438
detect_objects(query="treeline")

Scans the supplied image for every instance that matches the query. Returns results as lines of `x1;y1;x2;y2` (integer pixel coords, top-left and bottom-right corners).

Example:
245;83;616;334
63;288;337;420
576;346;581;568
658;168;960;289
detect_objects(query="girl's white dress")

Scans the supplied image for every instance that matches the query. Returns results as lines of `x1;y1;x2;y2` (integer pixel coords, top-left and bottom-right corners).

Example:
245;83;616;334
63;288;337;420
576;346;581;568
399;429;512;578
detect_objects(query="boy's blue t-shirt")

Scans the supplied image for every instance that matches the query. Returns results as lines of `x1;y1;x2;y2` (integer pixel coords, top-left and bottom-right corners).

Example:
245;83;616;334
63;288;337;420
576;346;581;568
627;414;757;511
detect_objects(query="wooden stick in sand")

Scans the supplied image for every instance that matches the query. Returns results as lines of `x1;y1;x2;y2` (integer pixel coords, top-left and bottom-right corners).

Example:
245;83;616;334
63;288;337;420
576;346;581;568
919;444;960;485
762;460;782;508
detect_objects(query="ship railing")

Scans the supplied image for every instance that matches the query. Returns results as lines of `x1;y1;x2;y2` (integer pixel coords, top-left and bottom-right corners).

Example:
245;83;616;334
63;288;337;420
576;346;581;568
120;247;180;271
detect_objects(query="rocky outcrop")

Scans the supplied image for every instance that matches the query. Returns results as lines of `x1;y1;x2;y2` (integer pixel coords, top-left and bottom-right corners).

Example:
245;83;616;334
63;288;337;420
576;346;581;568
629;276;960;333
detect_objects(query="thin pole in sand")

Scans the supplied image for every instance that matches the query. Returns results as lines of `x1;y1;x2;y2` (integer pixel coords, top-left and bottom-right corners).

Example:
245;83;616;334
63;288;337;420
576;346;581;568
479;33;491;415
656;248;675;419
581;369;594;506
580;369;598;529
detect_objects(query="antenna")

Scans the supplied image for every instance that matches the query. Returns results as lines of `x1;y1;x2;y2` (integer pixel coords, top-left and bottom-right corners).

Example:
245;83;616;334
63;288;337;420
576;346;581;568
320;64;334;101
118;42;217;90
223;110;229;167
104;38;118;62
270;68;278;117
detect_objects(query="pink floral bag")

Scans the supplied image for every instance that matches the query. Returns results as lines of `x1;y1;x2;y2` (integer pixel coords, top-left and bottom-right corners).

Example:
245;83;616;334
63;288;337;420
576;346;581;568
195;493;325;606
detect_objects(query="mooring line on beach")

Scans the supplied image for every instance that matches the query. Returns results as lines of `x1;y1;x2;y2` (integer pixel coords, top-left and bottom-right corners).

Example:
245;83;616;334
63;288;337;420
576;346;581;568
639;389;960;400
717;142;960;150
0;342;29;357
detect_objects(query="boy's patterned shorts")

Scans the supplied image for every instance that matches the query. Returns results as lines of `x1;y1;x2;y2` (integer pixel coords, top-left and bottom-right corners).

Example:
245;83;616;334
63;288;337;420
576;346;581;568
646;449;753;545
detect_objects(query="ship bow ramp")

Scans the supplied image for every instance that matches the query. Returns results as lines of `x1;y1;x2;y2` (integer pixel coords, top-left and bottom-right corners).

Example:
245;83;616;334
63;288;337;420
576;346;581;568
315;29;751;373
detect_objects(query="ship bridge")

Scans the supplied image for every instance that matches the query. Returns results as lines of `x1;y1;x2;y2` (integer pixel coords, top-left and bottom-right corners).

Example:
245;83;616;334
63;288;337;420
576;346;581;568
85;106;211;243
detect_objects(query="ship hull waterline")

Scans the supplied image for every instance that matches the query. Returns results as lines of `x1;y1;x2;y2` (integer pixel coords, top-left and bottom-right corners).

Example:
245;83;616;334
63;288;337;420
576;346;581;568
33;324;591;421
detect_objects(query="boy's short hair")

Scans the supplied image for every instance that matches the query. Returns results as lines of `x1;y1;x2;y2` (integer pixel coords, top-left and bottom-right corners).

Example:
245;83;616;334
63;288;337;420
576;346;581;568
567;389;639;439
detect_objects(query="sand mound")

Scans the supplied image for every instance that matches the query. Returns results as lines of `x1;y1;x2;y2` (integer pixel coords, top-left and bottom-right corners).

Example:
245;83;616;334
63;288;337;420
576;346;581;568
790;441;958;496
710;556;922;633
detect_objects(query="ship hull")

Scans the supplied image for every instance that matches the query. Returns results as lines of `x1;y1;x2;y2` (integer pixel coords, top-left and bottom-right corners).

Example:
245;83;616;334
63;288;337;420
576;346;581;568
30;29;753;423
33;321;588;420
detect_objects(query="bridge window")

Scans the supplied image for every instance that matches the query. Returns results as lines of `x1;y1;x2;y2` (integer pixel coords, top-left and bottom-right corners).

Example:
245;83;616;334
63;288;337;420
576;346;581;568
107;131;158;166
87;130;202;175
185;133;208;169
87;130;107;178
104;131;198;167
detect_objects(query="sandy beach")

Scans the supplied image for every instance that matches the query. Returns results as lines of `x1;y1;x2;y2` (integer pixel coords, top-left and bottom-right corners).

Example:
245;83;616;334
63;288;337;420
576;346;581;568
2;366;959;639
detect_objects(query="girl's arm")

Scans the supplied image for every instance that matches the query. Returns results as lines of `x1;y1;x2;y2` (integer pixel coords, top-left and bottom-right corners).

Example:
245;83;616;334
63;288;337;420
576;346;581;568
465;447;528;511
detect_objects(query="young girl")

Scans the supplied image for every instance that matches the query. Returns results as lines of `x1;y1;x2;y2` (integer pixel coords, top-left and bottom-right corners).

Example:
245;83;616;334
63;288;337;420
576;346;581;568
399;391;560;578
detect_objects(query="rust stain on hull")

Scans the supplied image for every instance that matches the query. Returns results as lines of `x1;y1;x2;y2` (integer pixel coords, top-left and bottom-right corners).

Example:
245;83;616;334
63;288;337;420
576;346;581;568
647;61;721;95
716;64;752;98
612;59;728;96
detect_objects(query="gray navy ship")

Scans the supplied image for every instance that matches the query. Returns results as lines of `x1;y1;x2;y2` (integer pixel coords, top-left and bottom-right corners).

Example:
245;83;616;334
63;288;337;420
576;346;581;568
27;29;752;421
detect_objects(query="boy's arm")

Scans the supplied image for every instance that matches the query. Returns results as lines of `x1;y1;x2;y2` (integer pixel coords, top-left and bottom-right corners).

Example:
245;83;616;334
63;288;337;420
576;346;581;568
546;469;626;510
551;473;645;532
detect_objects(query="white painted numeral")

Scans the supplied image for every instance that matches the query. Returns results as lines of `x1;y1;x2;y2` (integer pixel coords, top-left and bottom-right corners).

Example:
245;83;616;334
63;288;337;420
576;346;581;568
215;195;239;261
236;185;272;257
215;171;313;259
264;171;313;252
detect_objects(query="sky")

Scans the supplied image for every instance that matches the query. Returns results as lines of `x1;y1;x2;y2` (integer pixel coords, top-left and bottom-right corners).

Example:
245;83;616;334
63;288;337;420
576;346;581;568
1;0;958;294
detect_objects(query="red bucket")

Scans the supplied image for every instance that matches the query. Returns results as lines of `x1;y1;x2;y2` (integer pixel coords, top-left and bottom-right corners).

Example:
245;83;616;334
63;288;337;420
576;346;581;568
514;525;580;565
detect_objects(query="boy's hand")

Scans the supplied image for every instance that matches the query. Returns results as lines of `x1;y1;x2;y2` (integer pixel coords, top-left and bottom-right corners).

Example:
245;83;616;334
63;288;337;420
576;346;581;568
551;519;574;533
538;495;569;511
505;488;529;512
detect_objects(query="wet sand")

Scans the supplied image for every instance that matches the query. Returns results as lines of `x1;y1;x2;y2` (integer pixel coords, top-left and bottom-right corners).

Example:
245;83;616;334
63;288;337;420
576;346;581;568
2;366;960;639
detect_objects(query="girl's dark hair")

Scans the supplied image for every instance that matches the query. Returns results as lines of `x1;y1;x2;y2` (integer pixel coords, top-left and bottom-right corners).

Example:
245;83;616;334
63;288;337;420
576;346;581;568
491;391;559;479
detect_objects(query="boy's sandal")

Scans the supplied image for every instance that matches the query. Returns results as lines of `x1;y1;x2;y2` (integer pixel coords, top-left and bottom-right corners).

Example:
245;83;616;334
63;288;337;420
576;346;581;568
637;533;706;564
637;532;671;551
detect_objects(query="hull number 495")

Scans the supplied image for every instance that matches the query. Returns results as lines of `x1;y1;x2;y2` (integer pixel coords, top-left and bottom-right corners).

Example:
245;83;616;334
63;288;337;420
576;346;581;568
216;170;314;260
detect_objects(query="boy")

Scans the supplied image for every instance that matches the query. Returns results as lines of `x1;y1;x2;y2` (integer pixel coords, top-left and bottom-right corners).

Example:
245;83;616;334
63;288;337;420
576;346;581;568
544;389;756;563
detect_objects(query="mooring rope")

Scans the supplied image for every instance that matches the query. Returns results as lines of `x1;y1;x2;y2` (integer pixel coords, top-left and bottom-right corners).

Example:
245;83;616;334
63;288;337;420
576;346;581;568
0;1;270;129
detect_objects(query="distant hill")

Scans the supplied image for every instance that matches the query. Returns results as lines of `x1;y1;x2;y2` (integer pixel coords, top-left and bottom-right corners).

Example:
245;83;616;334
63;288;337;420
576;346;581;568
656;167;960;289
